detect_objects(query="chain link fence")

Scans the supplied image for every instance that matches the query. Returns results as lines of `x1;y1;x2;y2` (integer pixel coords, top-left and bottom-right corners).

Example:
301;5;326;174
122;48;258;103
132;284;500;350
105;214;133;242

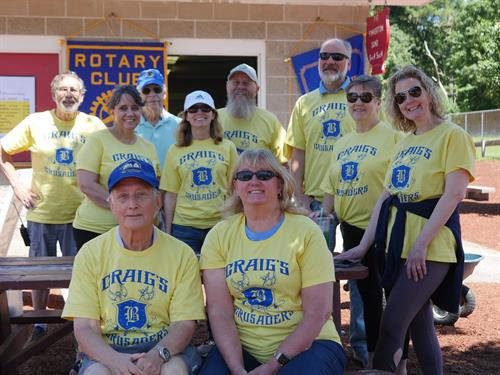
448;109;500;157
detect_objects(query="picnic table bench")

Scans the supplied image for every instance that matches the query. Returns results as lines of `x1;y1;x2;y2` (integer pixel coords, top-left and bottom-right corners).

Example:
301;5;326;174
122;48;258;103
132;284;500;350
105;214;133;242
0;256;367;373
466;185;496;201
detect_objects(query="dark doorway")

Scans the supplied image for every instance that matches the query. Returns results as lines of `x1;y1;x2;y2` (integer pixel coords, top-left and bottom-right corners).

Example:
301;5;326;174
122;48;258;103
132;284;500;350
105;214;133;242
167;55;257;116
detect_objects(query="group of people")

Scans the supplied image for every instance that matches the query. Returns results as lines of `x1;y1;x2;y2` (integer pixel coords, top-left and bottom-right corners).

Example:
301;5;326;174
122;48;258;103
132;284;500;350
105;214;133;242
0;36;475;375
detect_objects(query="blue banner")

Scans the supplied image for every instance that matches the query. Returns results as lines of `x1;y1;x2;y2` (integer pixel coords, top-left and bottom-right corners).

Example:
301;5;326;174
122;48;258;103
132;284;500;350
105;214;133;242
67;41;167;125
291;35;365;94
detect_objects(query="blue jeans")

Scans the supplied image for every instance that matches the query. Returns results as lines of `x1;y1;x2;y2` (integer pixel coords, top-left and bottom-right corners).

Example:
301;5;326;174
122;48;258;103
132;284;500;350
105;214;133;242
171;224;211;255
199;340;346;375
349;280;368;355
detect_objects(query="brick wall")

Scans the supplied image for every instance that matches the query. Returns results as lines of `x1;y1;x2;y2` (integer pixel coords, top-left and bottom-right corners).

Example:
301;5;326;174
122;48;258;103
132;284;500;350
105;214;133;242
0;0;368;125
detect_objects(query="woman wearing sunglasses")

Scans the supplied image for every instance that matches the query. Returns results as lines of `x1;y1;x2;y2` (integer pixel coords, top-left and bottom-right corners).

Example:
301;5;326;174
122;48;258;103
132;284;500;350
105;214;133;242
160;90;238;254
315;75;403;369
199;149;345;375
338;66;475;374
73;85;160;249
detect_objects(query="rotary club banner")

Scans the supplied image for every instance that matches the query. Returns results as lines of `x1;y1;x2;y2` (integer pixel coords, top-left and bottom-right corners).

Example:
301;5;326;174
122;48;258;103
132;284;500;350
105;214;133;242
366;8;391;75
67;41;167;124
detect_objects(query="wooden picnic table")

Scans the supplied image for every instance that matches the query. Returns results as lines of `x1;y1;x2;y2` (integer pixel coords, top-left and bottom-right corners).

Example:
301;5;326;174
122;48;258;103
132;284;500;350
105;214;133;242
0;256;74;374
0;255;367;372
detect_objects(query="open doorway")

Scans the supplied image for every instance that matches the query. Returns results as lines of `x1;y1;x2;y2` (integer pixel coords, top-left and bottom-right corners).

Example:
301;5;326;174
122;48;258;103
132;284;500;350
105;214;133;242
167;55;257;116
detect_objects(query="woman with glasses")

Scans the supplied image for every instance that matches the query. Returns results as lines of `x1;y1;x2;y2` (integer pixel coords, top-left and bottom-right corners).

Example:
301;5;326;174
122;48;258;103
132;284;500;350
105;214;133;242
199;149;345;375
73;85;160;249
315;75;403;369
338;66;475;374
160;90;238;254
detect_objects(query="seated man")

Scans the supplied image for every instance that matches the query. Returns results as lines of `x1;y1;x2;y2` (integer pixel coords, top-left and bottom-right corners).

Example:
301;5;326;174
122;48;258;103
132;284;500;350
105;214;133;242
62;158;205;375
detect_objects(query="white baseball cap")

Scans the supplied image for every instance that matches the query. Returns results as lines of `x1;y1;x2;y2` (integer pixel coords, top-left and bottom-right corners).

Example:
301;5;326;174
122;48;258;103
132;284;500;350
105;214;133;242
227;63;258;84
183;90;215;111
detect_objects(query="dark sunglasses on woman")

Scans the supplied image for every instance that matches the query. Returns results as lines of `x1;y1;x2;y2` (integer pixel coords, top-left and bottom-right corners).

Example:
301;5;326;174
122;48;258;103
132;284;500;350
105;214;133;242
234;170;276;181
394;86;422;105
187;105;212;114
319;52;349;61
346;92;375;104
142;86;163;95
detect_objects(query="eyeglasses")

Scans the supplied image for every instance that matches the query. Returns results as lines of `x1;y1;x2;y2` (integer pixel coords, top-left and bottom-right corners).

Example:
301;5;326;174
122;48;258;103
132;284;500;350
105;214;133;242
57;87;80;94
394;86;423;105
346;92;375;104
234;170;277;181
142;86;163;95
187;105;212;114
319;52;349;61
114;191;153;205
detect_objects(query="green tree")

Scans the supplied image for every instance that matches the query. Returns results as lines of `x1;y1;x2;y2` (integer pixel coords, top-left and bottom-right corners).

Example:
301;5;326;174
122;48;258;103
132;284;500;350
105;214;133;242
380;0;499;111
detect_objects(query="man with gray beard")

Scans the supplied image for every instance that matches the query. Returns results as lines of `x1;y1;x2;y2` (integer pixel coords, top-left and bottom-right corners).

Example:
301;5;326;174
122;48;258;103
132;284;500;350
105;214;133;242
285;38;369;368
218;63;287;163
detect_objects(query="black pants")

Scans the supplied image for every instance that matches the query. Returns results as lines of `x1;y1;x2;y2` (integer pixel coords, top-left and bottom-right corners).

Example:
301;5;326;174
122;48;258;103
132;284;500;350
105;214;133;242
73;227;101;251
340;222;383;352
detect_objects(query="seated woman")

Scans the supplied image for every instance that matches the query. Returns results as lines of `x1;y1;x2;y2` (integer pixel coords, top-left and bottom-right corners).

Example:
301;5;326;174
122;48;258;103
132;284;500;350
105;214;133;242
160;90;238;254
199;149;346;375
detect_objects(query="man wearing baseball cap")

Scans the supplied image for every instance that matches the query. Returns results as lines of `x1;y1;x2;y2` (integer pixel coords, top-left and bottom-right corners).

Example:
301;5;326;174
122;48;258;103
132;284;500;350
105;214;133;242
63;158;205;375
218;63;287;163
136;69;180;169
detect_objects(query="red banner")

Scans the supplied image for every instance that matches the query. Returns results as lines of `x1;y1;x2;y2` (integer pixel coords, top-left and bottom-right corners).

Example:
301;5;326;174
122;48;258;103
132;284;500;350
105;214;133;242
366;8;391;75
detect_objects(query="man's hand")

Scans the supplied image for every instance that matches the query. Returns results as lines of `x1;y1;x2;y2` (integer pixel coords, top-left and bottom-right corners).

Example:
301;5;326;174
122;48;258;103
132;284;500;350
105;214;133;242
135;348;164;375
105;352;146;375
13;183;38;209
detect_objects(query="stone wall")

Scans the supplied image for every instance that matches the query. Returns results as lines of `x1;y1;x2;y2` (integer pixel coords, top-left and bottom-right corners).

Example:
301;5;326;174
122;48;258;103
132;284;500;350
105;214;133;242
0;0;369;125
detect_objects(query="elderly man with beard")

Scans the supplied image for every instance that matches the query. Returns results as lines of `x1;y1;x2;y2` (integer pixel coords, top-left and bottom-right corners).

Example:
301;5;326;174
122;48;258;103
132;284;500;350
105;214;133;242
218;63;287;163
285;38;356;211
285;38;368;367
0;71;105;342
135;69;180;169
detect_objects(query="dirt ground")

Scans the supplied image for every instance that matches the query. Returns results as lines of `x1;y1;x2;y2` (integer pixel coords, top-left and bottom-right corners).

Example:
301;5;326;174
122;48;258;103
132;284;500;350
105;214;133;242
16;160;500;374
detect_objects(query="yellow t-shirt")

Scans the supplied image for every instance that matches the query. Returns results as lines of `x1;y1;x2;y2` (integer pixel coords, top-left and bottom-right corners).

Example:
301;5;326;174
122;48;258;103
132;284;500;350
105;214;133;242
160;139;238;229
284;89;355;200
200;212;341;363
73;129;160;234
218;107;287;163
62;227;205;349
321;122;404;229
384;121;475;262
0;110;105;224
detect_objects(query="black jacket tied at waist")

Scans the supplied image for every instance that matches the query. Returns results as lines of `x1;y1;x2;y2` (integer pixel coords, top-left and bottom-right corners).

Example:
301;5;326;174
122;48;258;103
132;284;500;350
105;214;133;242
374;195;464;313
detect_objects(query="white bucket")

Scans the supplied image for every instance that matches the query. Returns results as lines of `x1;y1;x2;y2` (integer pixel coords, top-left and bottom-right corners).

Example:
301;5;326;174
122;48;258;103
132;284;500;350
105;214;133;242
6;290;24;317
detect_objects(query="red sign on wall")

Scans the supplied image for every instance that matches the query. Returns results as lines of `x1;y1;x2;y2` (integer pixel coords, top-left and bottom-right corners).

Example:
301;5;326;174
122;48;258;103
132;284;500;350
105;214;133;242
366;8;391;75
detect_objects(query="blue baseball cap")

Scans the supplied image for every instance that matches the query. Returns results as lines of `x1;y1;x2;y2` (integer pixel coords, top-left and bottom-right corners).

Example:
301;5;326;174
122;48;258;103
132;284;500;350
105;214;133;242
137;69;165;91
108;158;159;192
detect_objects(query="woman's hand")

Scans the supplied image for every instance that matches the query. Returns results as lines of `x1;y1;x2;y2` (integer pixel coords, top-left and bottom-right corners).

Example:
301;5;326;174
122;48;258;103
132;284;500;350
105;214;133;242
247;360;280;375
308;210;321;218
335;245;366;262
405;241;428;281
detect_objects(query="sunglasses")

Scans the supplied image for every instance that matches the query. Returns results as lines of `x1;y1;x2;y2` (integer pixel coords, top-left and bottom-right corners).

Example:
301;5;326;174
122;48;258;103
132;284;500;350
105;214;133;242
394;86;423;105
187;105;212;114
234;170;277;182
142;86;163;95
319;52;349;61
346;92;375;104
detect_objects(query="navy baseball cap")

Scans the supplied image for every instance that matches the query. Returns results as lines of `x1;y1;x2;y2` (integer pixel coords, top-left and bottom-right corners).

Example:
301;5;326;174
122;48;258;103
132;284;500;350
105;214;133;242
108;158;159;192
137;69;165;91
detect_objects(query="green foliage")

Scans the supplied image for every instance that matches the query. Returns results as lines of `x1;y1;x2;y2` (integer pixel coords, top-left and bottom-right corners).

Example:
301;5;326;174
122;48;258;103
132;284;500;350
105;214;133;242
381;0;499;112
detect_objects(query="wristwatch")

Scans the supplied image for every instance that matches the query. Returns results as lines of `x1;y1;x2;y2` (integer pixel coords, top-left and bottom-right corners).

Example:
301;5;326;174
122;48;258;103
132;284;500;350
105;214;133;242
274;352;290;366
156;345;171;363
